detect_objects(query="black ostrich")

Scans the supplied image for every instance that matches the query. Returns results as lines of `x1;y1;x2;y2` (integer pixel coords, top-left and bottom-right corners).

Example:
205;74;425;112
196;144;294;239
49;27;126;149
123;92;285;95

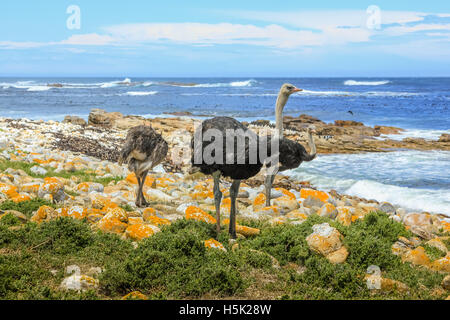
118;125;168;207
191;84;317;238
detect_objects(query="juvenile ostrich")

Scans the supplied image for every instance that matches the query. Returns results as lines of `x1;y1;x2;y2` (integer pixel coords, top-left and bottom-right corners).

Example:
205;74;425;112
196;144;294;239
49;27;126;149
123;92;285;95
118;125;168;208
264;84;317;206
191;84;316;238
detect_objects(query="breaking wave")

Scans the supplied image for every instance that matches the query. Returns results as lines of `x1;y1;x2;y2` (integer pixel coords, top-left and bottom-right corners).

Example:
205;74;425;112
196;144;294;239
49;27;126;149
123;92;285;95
344;80;391;86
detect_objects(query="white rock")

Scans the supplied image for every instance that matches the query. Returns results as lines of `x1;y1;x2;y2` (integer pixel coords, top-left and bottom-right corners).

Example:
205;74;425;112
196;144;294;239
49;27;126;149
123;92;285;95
177;202;199;214
30;166;48;175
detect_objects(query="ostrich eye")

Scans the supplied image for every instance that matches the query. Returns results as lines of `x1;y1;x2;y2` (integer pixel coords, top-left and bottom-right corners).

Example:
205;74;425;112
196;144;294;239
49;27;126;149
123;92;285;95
286;86;293;90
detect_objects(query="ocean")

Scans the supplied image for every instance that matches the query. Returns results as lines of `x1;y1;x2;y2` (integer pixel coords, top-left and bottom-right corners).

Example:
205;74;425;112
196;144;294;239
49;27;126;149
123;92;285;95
0;77;449;214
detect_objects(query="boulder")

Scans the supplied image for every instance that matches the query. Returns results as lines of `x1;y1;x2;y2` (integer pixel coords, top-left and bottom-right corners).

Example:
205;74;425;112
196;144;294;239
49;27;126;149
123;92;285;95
125;224;160;241
317;203;338;219
204;239;227;252
442;275;450;290
30;166;47;176
438;134;450;143
379;202;396;214
63;116;87;126
88;109;123;127
306;223;343;256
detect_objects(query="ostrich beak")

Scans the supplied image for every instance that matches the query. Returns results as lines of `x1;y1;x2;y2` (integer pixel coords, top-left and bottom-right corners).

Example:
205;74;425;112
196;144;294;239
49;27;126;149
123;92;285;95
292;87;303;93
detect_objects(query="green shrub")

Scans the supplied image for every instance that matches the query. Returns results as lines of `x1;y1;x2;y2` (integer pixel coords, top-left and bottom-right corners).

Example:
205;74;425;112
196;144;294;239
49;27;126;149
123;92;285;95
100;219;247;298
0;199;55;218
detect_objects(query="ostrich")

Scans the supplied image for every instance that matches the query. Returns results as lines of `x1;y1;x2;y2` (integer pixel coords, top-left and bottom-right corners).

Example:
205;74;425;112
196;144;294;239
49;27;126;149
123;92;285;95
118;125;168;208
264;84;317;206
191;84;317;238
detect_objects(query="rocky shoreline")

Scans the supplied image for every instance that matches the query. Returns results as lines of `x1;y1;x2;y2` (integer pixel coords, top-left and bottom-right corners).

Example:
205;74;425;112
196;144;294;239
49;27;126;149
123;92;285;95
0;109;449;300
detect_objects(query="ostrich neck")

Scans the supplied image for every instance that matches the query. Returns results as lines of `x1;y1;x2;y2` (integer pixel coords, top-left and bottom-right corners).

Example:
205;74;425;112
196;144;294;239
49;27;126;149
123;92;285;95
275;94;289;138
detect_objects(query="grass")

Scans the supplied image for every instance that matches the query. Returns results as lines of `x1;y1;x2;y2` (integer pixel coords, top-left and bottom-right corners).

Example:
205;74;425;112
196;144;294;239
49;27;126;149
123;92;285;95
0;209;447;300
0;159;122;186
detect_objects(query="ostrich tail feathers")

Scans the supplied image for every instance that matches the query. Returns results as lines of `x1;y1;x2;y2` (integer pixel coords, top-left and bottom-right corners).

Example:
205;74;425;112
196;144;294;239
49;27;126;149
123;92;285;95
118;143;133;166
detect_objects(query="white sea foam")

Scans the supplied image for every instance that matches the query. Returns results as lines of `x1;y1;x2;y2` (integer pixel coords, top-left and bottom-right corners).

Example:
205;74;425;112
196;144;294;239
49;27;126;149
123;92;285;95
295;90;419;97
286;150;450;215
344;80;391;86
190;79;258;88
27;86;52;92
380;129;450;141
121;91;158;96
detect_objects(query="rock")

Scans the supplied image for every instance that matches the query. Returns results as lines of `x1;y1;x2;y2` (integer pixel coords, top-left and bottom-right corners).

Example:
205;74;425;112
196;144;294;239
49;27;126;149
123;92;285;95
365;274;409;293
63;116;86;126
125;224;160;241
442;275;450;290
31;205;56;223
60;274;99;291
38;177;66;202
438;134;450;142
272;195;299;215
401;246;430;267
429;253;450;273
88;108;123;127
336;206;354;226
374;126;404;135
403;213;434;233
303;195;325;208
1;210;28;222
306;223;343;256
122;291;148;300
410;226;434;240
146;189;174;202
204;239;227;252
113;117;145;130
185;206;216;224
326;246;349;264
317;203;338;219
97;216;127;234
300;189;329;202
252;193;267;211
379;202;396;214
60;265;99;291
426;238;448;253
76;182;104;194
30;166;47;175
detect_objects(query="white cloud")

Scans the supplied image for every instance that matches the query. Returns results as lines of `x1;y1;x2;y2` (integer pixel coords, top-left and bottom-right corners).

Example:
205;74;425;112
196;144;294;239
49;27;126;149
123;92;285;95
60;33;115;46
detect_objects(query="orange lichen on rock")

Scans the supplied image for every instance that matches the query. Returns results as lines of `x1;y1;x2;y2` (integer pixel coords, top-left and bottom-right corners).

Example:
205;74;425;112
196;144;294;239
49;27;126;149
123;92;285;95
97;216;127;234
12;194;31;203
0;183;19;198
336;206;354;226
104;207;128;222
21;183;41;194
122;291;148;300
204;238;227;251
125;224;157;241
67;206;88;220
236;225;260;237
256;205;280;216
253;193;266;211
300;189;329;202
401;246;431;267
125;173;155;187
276;188;296;200
429;253;450;273
31;205;55;223
145;215;171;226
185;206;216;224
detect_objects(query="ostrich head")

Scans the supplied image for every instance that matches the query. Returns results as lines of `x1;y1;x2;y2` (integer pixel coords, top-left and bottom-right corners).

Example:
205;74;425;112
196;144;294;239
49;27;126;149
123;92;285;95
276;83;303;138
280;83;303;96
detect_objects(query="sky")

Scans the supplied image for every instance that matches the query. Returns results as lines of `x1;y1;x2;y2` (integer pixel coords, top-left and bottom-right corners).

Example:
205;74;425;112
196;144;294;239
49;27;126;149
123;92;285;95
1;0;449;77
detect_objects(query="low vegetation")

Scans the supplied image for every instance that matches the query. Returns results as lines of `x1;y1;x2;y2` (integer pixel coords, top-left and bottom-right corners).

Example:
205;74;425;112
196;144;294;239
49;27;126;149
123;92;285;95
0;206;447;300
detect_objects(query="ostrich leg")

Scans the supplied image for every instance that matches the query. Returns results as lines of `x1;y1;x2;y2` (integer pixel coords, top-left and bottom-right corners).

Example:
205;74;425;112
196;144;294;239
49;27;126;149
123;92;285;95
135;174;143;207
140;170;149;207
264;174;276;207
212;171;222;236
229;179;241;239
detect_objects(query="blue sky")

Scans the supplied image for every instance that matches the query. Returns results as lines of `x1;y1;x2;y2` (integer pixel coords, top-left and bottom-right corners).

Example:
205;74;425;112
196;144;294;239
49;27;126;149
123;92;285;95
1;0;449;77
